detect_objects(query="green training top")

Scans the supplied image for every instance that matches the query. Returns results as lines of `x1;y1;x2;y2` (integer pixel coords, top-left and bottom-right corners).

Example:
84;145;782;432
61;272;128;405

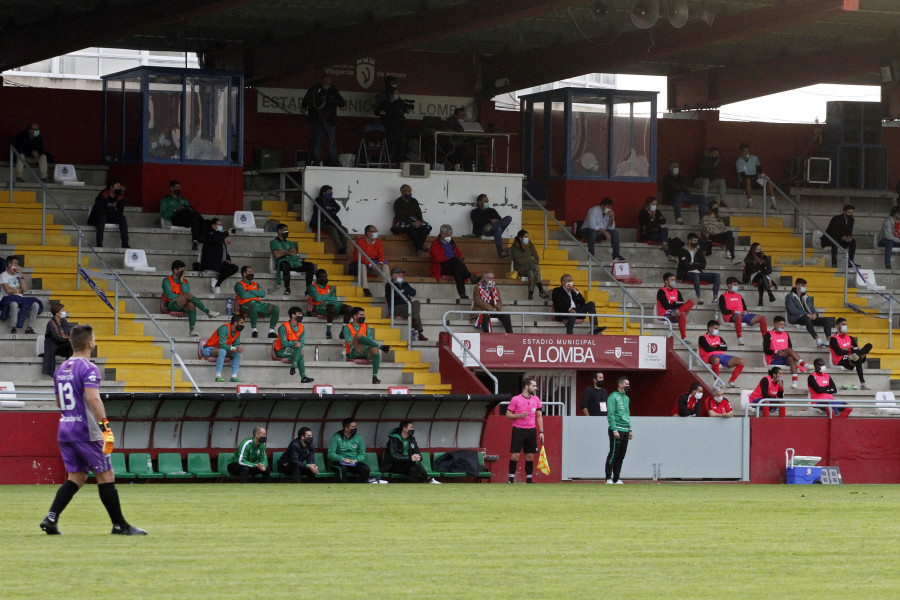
607;391;631;432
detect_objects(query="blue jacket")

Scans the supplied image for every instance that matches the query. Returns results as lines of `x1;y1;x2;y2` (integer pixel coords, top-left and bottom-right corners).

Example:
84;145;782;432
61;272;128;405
785;290;818;324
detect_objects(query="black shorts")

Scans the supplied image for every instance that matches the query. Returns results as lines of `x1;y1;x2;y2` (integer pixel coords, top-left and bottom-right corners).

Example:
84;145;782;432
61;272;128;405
739;173;763;189
510;427;537;453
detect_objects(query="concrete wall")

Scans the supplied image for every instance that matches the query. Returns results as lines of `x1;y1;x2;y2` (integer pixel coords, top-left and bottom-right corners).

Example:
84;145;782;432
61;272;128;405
301;166;524;238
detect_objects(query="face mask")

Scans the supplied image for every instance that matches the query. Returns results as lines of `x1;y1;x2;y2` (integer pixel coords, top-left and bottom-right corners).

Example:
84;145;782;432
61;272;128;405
318;278;328;285
291;313;302;323
32;130;40;137
818;366;827;373
595;380;603;387
443;236;452;243
756;250;762;255
714;396;724;402
176;270;185;279
522;236;530;245
10;266;18;274
407;429;415;436
403;194;412;200
623;386;631;393
799;287;806;294
235;324;245;332
649;205;657;212
112;188;120;196
393;94;400;101
565;282;573;289
730;286;738;293
603;207;611;214
173;189;181;196
694;392;703;400
304;437;313;445
217;225;224;232
322;85;331;90
246;274;254;281
358;317;366;324
257;436;267;444
711;329;719;336
281;231;289;238
349;427;358;437
370;232;379;240
689;240;697;247
667;281;676;288
59;311;68;319
672;167;679;175
325;192;333;199
396;277;403;284
840;325;848;334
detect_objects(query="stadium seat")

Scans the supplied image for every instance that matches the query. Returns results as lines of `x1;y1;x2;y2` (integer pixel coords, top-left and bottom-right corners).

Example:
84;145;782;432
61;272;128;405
233;211;264;233
124;249;157;273
306;297;327;319
362;452;383;478
109;452;134;478
161;295;186;317
271;341;290;364
431;452;468;478
270;451;284;479
157;452;193;479
384;452;439;480
198;339;231;363
128;453;165;479
186;453;220;478
313;453;335;479
477;451;492;479
217;452;233;477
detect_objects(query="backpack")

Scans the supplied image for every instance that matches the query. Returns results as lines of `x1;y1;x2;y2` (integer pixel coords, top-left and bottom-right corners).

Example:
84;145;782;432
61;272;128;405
667;236;685;256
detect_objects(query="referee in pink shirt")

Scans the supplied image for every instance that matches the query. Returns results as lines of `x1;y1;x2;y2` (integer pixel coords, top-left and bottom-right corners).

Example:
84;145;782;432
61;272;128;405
506;377;544;483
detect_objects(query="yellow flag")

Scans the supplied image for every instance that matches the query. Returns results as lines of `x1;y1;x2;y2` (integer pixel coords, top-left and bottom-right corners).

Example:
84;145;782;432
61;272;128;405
537;445;550;476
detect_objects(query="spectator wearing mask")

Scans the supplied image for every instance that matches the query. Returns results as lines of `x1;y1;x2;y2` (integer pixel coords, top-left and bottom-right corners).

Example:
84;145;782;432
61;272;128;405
271;223;316;300
202;314;245;382
385;267;427;341
676;232;721;305
693;146;727;207
234;266;280;339
736;143;776;210
13;122;50;182
703;387;733;418
328;418;375;484
381;420;441;484
656;272;694;344
808;358;852;418
510;230;548;300
718;276;767;345
472;271;513;333
391;184;432;256
785;278;833;347
637;196;674;261
274;306;313;383
0;255;43;335
764;316;808;389
159;180;205;250
676;382;704;417
307;269;351;340
700;201;741;263
581;197;624;262
87;180;129;249
342;306;391;385
227;426;269;483
660;160;706;225
743;243;776;306
470;194;512;258
823;204;856;269
310;185;348;255
829;318;872;390
42;303;72;377
301;74;346;166
749;366;785;417
375;76;412;164
581;371;608;416
349;225;390;298
551;274;606;335
698;320;745;388
877;206;900;270
429;224;479;300
276;427;319;483
162;260;219;337
200;218;239;294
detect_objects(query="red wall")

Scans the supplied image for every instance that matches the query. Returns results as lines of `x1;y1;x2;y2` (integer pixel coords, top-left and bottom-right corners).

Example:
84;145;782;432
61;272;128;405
545;179;658;228
108;162;244;214
437;332;491;395
0;413;65;484
482;413;562;483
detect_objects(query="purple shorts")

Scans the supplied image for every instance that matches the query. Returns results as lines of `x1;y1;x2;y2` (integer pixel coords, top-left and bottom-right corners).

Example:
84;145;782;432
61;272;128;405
59;441;111;475
708;354;735;367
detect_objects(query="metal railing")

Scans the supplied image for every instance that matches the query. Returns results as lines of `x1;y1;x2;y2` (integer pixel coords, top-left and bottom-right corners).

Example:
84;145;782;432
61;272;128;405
521;188;646;334
7;145;201;392
442;310;725;393
764;175;897;349
301;186;413;350
743;397;895;419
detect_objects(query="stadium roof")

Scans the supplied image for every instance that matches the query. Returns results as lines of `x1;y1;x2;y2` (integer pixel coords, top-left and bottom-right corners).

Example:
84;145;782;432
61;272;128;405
1;0;899;108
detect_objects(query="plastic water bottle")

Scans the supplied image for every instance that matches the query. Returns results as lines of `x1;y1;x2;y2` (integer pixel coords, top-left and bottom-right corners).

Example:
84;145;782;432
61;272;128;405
412;329;419;342
225;297;233;316
315;345;319;361
147;456;153;473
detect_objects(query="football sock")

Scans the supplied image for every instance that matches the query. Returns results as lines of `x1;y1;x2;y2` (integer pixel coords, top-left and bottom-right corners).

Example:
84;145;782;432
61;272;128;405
508;460;517;482
734;318;742;337
47;480;80;521
712;362;720;376
758;317;768;335
98;482;126;527
525;461;534;481
730;364;744;382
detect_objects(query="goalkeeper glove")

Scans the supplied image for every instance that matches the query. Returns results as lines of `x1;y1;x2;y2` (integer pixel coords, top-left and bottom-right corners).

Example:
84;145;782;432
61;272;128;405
98;419;115;454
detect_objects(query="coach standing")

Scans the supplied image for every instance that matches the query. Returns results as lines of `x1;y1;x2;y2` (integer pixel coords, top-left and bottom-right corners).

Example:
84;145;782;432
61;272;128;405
605;376;633;484
506;377;543;484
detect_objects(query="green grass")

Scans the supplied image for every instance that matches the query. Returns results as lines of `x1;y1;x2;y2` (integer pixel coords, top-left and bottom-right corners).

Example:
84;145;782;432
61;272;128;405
4;483;900;599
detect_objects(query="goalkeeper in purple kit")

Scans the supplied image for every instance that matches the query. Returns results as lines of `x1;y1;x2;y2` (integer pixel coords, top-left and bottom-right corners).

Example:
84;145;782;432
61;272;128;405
40;324;146;536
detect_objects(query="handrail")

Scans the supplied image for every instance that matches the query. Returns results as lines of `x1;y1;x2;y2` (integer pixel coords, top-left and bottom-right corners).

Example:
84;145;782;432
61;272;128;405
298;185;413;350
742;397;894;419
521;187;646;334
8;145;201;392
764;175;897;349
442;309;725;390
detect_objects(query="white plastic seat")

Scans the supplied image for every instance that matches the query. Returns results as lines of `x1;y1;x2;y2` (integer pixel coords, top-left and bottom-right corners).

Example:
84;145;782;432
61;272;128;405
233;211;264;233
53;164;84;186
123;249;157;273
813;230;823;249
856;268;885;292
160;216;186;231
0;381;23;408
875;391;900;415
36;336;45;357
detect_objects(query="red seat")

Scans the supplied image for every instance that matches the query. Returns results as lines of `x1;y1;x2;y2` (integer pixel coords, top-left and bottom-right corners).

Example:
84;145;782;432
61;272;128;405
699;232;726;248
271;340;290;364
198;339;231;363
160;295;186;318
306;297;328;320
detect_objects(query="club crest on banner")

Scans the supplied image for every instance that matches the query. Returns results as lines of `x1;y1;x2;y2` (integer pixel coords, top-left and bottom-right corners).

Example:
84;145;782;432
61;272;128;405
357;57;375;89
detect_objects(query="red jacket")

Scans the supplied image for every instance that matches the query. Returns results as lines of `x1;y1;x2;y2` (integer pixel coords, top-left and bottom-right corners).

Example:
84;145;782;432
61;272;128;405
351;236;385;267
429;237;463;280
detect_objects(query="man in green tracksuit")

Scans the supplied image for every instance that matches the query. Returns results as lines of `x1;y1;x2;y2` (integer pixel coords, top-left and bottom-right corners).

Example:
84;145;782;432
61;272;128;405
162;259;218;336
234;265;279;338
274;306;313;383
605;376;633;484
227;426;270;483
341;306;391;385
270;223;315;298
327;418;374;483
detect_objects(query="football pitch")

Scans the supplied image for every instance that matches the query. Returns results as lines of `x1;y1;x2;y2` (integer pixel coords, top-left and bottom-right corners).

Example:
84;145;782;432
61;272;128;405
5;482;899;599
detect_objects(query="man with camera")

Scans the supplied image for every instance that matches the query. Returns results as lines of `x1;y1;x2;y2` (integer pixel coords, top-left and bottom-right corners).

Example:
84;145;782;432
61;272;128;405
376;76;414;165
301;74;346;167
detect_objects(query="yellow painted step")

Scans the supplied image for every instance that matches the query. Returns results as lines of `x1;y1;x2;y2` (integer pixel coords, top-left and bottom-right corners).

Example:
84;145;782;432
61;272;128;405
412;372;442;385
0;210;58;224
7;190;37;203
731;216;785;228
8;233;72;246
261;200;290;213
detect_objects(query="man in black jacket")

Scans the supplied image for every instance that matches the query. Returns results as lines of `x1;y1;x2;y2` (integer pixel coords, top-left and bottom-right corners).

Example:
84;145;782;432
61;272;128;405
693;146;727;207
823;204;856;268
551;274;606;335
301;75;346;167
310;185;347;254
384;267;427;341
200;218;239;294
87;180;129;248
381;421;441;483
277;427;319;483
470;194;512;258
676;232;720;305
13;122;50;182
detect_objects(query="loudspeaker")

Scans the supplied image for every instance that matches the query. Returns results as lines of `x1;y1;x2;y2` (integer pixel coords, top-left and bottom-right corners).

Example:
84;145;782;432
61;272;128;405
630;0;660;29
666;0;689;28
